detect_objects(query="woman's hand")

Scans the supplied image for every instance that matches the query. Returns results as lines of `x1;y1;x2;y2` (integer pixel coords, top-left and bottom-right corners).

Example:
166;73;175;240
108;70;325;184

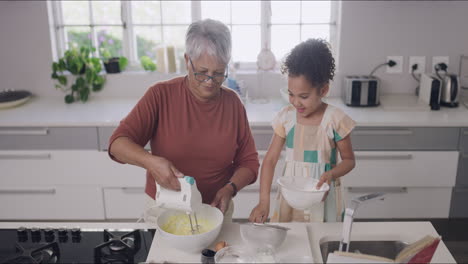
145;156;184;191
249;203;269;223
210;185;234;213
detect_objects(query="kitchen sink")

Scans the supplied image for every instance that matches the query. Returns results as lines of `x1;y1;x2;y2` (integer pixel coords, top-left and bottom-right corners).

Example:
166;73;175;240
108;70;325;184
320;240;407;263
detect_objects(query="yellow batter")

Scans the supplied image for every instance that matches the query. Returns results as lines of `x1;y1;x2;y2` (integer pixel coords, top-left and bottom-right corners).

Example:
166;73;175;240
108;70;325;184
161;213;215;235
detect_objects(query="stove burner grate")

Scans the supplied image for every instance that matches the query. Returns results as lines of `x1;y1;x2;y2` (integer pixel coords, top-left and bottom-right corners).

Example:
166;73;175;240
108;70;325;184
1;242;59;264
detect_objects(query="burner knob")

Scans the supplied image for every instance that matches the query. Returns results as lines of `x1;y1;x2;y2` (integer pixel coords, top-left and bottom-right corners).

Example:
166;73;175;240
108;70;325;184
17;226;27;236
58;228;68;237
71;227;81;236
44;228;54;236
31;227;41;236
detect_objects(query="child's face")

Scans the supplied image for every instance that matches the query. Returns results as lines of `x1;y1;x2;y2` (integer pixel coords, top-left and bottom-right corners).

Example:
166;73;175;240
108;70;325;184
288;75;328;118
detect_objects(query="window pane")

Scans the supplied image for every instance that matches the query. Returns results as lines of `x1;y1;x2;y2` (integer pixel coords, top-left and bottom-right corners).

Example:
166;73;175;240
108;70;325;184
161;1;191;24
201;1;230;24
163;26;188;48
65;26;92;50
271;1;300;24
301;1;331;23
92;1;121;25
96;26;123;58
232;1;260;24
134;26;162;60
232;25;260;62
61;1;89;25
132;1;161;24
271;25;300;62
301;25;330;41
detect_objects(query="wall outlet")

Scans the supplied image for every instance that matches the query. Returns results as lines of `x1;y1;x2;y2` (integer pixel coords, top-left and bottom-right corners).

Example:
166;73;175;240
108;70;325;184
432;56;449;73
408;56;425;74
386;56;403;74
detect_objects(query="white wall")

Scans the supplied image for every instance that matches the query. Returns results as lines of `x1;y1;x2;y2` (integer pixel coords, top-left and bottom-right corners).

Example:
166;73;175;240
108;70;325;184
1;1;468;101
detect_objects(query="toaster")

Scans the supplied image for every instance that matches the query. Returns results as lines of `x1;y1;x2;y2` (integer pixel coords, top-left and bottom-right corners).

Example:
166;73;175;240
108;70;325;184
343;76;380;106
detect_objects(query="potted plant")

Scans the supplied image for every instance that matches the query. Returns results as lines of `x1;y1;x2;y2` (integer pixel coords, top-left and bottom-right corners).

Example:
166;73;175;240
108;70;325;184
51;46;106;104
100;47;128;74
140;56;157;72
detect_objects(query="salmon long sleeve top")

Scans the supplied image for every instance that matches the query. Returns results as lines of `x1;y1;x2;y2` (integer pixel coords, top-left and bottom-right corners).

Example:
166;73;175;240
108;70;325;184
108;76;260;204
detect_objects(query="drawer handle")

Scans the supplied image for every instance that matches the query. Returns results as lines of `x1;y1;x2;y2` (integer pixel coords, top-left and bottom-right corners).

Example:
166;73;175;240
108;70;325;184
0;188;56;194
0;128;49;136
353;130;413;136
121;187;145;194
0;153;51;160
355;154;412;160
347;187;407;193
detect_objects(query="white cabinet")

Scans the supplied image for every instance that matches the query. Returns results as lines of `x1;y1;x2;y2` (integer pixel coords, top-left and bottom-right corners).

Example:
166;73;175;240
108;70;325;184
103;187;146;220
0;185;104;220
342;151;459;219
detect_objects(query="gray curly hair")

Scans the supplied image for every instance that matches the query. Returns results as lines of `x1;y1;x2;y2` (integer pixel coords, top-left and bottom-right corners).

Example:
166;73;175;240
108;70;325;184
185;19;232;65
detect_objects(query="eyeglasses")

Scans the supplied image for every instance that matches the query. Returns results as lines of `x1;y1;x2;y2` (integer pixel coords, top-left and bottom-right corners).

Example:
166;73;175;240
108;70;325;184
189;58;228;85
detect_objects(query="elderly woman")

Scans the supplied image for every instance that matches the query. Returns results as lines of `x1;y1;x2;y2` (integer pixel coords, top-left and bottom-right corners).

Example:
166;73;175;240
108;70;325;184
108;19;259;222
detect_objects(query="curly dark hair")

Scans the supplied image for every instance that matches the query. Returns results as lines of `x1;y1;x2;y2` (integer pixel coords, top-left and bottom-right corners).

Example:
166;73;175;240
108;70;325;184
281;38;335;89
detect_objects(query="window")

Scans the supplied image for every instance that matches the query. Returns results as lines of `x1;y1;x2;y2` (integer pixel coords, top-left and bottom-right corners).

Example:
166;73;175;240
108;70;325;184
49;0;337;70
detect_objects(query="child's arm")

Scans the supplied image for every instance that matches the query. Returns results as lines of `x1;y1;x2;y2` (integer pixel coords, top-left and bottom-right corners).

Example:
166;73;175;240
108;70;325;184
316;134;355;188
249;134;285;223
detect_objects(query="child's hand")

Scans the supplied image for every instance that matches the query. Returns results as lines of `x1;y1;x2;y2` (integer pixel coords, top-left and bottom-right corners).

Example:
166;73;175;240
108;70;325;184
249;203;269;223
316;171;333;189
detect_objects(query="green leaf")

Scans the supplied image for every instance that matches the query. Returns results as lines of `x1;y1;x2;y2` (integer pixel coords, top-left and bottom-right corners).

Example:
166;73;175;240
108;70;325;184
71;84;78;91
65;94;74;104
55;84;61;89
79;87;89;102
92;83;103;92
51;72;58;79
58;76;67;86
119;57;128;71
76;77;85;87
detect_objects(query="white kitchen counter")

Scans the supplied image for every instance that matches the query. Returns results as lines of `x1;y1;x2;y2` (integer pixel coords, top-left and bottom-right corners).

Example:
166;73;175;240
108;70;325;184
0;221;457;263
1;95;468;127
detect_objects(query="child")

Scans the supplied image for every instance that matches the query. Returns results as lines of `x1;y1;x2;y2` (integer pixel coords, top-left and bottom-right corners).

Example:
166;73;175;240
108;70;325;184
249;39;356;223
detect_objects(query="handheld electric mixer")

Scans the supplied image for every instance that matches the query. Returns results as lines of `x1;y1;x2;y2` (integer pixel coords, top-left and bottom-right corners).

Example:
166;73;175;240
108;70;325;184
155;176;203;234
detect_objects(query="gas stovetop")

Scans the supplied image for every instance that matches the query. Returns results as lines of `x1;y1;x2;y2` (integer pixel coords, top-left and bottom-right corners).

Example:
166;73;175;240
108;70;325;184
0;226;155;264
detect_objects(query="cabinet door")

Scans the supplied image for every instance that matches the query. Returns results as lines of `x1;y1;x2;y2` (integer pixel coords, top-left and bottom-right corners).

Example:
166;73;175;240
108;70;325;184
344;186;452;218
0;186;104;220
457;128;468;186
450;187;468;218
342;151;458;188
0;127;98;150
103;187;146;220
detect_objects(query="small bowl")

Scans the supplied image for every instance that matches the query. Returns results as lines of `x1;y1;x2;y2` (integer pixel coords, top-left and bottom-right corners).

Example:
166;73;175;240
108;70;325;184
156;204;224;253
277;177;329;210
240;223;288;250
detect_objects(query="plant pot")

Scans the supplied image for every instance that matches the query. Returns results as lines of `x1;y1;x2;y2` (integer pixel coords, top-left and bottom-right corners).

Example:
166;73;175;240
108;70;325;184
104;57;121;74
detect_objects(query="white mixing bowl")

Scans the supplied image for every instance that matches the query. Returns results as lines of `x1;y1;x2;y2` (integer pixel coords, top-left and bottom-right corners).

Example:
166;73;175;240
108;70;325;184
277;177;329;210
156;204;224;253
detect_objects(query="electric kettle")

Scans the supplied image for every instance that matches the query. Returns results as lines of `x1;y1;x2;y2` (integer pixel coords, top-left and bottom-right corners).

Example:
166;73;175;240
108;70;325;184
440;74;460;107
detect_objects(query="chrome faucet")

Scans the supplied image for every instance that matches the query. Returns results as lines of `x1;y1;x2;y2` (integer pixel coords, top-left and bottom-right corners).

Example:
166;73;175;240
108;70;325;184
339;192;386;252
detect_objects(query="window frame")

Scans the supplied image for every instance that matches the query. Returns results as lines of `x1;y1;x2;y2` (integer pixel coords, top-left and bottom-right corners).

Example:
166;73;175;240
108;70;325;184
49;0;338;71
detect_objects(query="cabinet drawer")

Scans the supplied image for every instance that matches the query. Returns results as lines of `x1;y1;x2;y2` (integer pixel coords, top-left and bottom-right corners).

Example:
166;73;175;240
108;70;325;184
251;127;274;150
344;187;452;219
103;187;146;220
351;127;459;150
0;150;146;185
0;127;98;150
342;151;458;187
98;127;150;151
0;186;104;220
450;187;468;218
